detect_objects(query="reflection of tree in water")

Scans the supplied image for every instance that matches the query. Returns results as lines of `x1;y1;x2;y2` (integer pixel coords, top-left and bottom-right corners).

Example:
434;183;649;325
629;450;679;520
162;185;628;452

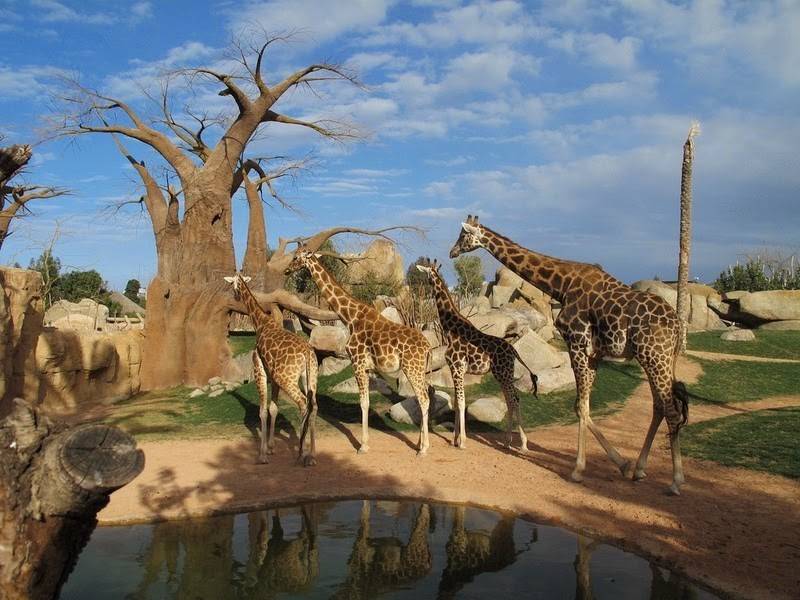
438;505;528;599
573;534;598;600
333;501;432;600
128;515;236;600
240;506;319;598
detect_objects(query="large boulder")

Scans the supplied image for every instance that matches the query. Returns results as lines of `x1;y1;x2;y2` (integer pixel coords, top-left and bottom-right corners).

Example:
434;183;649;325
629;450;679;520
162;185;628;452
467;396;507;423
319;356;351;376
1;267;44;412
631;280;678;309
535;365;577;393
45;298;109;332
688;293;727;331
738;290;800;322
490;284;515;308
309;324;349;357
388;390;451;425
380;306;403;324
498;306;548;334
466;311;516;338
758;320;800;331
423;329;446;371
512;330;565;377
109;291;146;316
346;239;405;288
720;329;756;341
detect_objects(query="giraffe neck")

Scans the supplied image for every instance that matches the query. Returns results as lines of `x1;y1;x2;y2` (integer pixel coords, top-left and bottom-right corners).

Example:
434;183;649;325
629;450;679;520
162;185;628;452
480;226;574;302
238;277;273;327
305;257;372;326
429;271;468;332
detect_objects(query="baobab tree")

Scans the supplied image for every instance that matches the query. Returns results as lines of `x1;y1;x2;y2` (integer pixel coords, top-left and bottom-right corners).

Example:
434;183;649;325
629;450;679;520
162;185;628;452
52;33;410;389
0;142;67;252
675;121;699;353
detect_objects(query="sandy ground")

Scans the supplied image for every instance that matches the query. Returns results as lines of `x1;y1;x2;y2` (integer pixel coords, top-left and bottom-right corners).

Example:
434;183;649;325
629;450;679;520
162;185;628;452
99;356;800;600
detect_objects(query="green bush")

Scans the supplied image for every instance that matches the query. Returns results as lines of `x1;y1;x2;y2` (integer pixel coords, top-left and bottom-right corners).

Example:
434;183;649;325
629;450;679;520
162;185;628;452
714;256;800;293
454;255;483;297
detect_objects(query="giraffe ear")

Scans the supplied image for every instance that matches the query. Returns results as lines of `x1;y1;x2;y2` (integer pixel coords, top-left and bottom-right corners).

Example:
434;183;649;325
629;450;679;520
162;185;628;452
242;276;252;283
415;265;428;273
461;222;479;234
312;252;322;259
223;276;235;283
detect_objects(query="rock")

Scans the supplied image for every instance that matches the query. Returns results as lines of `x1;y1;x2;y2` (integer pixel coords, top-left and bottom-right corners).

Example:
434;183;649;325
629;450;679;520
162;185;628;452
225;350;255;383
512;330;564;377
723;290;748;301
535;366;577;393
738;290;800;321
331;375;394;395
467;311;515;338
208;388;225;398
109;290;146;316
467;396;507;423
331;377;360;394
370;375;394;397
44;298;109;332
319;356;350;376
388;390;451;425
490;285;515;308
428;366;454;389
224;382;238;391
189;388;205;398
208;376;222;386
720;329;756;341
498;306;548;334
758;320;800;331
346;239;405;288
537;324;555;342
688;293;727;331
380;306;404;324
310;324;349;357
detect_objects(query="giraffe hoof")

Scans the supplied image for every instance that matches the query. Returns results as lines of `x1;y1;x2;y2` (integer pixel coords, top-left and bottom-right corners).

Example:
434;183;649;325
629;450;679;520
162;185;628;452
517;445;530;455
570;470;584;483
357;445;369;455
667;482;682;496
266;448;275;455
257;455;269;465
416;449;428;458
302;455;317;467
618;460;632;477
632;469;647;481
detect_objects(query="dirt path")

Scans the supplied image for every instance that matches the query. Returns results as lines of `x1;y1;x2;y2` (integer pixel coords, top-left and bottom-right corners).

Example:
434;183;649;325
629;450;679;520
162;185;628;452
99;356;800;600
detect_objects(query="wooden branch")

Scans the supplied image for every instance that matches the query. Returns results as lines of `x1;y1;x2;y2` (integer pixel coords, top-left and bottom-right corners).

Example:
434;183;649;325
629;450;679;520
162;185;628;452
228;288;337;321
262;110;359;140
293;225;424;253
190;68;251;113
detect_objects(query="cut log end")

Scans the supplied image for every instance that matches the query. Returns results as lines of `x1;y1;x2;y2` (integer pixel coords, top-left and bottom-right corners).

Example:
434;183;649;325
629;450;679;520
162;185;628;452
59;424;144;492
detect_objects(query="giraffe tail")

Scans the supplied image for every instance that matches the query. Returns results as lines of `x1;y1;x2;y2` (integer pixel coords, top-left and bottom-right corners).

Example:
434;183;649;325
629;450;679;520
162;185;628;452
511;347;539;398
672;380;689;432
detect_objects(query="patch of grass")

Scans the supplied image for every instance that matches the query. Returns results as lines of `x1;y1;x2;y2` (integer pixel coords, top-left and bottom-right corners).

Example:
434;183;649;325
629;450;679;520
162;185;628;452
464;360;643;431
682;407;800;479
228;332;256;356
687;358;800;405
687;330;800;360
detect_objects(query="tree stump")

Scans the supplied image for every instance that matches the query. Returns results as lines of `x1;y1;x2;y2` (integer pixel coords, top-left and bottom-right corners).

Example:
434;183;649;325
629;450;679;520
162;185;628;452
0;398;144;600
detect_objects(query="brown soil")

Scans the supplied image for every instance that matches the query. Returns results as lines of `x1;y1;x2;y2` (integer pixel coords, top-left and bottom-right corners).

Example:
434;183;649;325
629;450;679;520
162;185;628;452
99;355;800;600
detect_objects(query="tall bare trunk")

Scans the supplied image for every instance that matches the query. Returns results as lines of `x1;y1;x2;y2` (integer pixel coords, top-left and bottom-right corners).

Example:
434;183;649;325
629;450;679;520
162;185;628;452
676;122;700;353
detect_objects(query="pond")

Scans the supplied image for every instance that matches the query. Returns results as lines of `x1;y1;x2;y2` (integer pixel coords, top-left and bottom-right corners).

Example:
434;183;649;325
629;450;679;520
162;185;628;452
61;500;718;599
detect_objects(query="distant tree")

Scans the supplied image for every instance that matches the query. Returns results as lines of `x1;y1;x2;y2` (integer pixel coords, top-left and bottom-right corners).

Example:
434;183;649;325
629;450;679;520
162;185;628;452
714;253;800;293
286;239;346;300
124;278;141;304
28;250;61;308
406;256;430;290
350;271;401;305
454;255;484;297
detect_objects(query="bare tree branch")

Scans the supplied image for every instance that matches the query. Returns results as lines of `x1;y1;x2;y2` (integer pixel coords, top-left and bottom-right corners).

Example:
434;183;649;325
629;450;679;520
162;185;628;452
227;287;337;321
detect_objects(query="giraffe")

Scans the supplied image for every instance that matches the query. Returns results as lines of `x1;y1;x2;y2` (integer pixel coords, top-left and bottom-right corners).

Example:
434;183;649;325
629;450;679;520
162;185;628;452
449;216;690;495
284;247;432;455
415;258;538;452
224;273;319;466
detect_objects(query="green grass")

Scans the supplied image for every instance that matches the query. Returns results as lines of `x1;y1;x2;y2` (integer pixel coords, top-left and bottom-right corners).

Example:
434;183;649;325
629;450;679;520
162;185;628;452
228;332;257;356
687;358;800;405
687;330;800;360
101;358;644;441
682;407;800;478
464;360;643;431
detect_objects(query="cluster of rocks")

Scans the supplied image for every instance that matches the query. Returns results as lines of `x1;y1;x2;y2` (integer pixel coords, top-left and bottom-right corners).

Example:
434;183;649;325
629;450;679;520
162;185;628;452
190;376;239;398
631;280;800;337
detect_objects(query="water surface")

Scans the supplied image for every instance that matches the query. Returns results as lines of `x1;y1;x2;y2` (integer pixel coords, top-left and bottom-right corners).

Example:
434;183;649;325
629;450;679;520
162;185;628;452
62;500;718;599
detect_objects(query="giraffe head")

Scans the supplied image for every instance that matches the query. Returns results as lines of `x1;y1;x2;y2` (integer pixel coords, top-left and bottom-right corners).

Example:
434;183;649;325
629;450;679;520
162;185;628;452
414;257;442;283
449;215;485;258
223;272;251;300
284;245;319;276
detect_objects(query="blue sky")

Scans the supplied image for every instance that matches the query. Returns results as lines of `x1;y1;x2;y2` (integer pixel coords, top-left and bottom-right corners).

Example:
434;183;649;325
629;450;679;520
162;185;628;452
1;0;798;290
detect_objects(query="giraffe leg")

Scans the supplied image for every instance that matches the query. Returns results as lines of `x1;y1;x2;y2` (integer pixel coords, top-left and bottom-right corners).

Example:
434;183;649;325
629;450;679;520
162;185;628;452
306;354;319;465
570;351;593;483
407;370;431;456
499;378;528;454
631;387;664;480
283;382;314;466
253;354;270;464
267;376;279;455
450;361;467;449
352;364;371;454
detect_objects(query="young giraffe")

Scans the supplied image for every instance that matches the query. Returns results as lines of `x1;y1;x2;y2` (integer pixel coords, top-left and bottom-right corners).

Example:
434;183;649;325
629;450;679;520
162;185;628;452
450;216;690;495
285;247;432;455
415;258;538;452
224;273;319;466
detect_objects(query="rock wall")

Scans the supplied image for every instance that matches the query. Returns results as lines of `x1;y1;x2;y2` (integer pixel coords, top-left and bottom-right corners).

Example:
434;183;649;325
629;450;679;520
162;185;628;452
1;267;143;416
346;239;405;287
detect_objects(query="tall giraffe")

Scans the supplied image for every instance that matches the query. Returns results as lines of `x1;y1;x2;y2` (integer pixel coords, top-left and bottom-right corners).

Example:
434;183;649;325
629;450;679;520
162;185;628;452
224;273;319;466
285;248;432;455
449;216;689;495
415;258;538;452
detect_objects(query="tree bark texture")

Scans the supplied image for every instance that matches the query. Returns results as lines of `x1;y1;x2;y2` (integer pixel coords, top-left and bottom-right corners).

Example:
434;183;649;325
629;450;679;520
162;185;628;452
675;123;698;354
0;398;144;599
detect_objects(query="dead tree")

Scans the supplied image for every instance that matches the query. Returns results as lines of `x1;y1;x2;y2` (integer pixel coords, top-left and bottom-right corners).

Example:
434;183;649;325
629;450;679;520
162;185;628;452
0;143;67;252
675;122;699;353
0;398;144;599
51;33;414;389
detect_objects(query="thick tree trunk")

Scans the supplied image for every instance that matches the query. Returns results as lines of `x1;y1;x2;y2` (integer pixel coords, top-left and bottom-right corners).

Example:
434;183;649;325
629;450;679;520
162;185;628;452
0;399;144;600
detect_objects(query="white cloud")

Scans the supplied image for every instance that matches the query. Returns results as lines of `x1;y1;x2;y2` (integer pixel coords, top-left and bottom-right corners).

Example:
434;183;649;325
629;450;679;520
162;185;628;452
30;0;116;25
423;180;455;199
549;32;640;71
228;0;391;45
344;168;408;177
131;2;153;22
425;155;473;167
0;64;71;99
